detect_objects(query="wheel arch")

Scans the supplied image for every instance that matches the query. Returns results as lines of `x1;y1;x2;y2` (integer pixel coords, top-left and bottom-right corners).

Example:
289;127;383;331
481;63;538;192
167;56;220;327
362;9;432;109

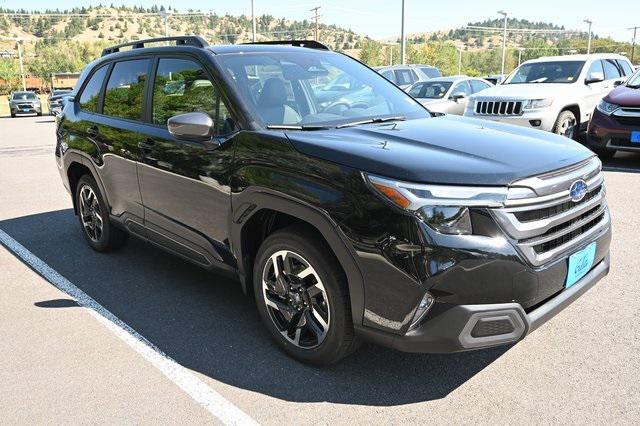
231;188;365;326
64;152;110;215
561;104;582;129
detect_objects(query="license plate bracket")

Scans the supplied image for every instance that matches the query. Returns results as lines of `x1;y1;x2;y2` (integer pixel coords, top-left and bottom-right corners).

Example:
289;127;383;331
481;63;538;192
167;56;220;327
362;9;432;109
566;242;597;288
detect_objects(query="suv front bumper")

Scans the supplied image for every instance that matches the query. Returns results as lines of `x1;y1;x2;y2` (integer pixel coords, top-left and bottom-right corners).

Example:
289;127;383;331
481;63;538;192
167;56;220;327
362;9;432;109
359;253;609;353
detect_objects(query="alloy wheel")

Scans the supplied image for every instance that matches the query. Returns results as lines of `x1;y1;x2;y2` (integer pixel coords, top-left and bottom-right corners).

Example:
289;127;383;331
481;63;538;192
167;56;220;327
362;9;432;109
261;250;330;349
79;185;103;243
559;117;576;138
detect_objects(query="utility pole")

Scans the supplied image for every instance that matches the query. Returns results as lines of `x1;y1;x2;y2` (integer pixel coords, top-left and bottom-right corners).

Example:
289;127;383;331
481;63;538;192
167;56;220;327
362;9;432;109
160;10;172;37
389;45;393;66
498;10;508;76
310;7;321;41
16;39;25;91
457;46;463;75
400;0;406;64
251;0;256;42
630;26;638;64
584;19;593;54
517;47;525;66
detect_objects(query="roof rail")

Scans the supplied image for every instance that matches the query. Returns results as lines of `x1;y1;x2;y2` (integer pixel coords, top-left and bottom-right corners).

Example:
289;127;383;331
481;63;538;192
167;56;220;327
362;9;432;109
243;40;330;51
101;36;209;56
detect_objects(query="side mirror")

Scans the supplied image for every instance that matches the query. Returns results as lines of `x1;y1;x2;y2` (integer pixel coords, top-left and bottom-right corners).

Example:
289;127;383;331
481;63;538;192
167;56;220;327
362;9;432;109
585;72;604;84
614;80;623;87
451;92;467;101
168;112;215;143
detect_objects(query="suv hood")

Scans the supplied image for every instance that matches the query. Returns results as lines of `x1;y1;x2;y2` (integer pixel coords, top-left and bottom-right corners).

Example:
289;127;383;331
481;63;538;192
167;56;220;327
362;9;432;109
471;83;575;100
605;85;640;107
285;115;593;185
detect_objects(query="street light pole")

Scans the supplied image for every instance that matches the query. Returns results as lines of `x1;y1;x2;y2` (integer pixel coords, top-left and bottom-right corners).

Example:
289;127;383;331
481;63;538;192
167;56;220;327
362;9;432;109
457;47;463;74
400;0;406;65
16;40;25;91
498;10;508;76
630;26;638;64
160;10;172;37
252;0;257;42
584;19;593;54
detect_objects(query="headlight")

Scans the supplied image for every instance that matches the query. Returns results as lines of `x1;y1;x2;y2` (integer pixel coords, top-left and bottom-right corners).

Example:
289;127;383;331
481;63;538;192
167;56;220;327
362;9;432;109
365;174;507;235
523;98;553;109
596;100;619;116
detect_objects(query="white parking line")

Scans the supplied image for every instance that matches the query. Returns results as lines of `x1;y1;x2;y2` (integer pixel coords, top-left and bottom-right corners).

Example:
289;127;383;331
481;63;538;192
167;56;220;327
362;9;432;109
0;228;258;426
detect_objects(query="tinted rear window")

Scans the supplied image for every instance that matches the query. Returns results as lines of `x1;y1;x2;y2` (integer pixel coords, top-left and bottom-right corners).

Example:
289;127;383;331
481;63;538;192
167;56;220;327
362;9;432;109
103;59;150;121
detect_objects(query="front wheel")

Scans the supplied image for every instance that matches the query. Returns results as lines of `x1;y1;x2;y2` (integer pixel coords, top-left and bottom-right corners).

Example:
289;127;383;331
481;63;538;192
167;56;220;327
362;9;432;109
552;110;577;139
253;226;360;365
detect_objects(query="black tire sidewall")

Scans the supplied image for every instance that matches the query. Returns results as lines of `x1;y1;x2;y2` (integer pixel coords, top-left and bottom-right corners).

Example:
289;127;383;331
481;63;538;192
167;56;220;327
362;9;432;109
75;175;115;251
554;110;577;139
253;229;353;365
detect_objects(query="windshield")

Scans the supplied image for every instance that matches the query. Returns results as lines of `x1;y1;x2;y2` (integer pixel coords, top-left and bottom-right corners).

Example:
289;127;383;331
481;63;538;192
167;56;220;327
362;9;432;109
218;51;428;127
504;61;585;84
408;81;452;99
627;70;640;88
12;92;37;100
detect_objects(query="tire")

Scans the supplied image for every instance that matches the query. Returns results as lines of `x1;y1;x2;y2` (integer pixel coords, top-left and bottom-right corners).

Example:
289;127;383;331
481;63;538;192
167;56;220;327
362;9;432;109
11;113;15;118
253;225;360;365
37;111;42;116
75;174;127;252
552;110;578;140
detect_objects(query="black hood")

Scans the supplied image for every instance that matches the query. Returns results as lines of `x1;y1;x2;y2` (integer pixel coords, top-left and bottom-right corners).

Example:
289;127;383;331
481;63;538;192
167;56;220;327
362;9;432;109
285;115;594;185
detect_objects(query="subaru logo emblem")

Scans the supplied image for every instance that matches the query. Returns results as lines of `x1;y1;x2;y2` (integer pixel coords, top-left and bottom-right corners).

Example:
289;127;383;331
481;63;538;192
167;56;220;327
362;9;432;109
569;179;588;202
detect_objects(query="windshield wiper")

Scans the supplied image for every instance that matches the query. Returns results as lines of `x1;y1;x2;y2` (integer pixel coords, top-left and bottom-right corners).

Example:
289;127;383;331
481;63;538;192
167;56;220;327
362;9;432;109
335;116;406;129
266;124;331;131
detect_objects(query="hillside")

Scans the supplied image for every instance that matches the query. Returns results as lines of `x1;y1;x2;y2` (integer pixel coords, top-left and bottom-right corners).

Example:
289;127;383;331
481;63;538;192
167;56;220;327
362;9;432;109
0;6;366;50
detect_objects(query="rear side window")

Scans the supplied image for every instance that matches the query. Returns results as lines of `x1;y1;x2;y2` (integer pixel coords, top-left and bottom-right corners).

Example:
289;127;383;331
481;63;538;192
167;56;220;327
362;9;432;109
103;59;150;121
602;59;621;80
79;66;108;112
395;69;413;86
617;60;633;76
420;67;442;79
470;80;491;93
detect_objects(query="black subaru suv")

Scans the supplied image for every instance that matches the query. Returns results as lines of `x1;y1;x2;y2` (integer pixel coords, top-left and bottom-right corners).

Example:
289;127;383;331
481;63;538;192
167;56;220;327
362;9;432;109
55;37;611;365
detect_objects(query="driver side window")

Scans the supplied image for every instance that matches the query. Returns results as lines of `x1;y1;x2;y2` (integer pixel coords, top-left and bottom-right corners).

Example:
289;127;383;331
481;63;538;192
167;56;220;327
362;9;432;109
152;58;235;135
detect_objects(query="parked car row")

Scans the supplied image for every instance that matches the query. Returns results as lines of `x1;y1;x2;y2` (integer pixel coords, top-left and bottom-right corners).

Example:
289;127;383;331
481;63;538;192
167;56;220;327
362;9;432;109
7;89;74;117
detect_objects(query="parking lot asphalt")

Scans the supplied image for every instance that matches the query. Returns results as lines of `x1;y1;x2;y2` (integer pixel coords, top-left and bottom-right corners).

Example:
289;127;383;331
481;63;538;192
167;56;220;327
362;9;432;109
1;115;639;424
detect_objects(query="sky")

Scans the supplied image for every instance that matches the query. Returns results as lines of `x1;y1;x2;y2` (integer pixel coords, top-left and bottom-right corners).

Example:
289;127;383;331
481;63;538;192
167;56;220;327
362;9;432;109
1;0;638;42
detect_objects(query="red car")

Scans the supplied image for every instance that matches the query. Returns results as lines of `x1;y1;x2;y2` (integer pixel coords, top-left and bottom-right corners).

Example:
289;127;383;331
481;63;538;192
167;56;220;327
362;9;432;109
587;68;640;159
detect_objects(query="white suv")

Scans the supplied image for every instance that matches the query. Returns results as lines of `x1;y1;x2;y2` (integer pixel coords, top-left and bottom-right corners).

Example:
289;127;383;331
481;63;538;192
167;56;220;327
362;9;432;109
464;54;635;139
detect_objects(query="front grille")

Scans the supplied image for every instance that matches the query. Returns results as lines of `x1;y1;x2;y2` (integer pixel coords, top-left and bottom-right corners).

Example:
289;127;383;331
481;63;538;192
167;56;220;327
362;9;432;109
514;184;602;222
475;100;523;116
492;157;610;266
533;212;605;254
18;103;33;108
613;108;640;126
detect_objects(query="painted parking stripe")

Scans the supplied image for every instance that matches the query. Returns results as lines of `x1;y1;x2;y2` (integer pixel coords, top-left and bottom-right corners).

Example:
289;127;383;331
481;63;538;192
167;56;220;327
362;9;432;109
0;228;258;426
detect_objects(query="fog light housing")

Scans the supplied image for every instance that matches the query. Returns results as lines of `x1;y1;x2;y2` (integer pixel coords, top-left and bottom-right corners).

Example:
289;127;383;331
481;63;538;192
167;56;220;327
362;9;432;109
529;120;542;127
408;292;434;331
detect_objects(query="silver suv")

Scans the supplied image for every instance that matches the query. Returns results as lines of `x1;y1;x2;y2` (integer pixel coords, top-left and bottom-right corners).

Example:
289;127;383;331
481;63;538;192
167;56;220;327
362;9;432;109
375;64;441;89
464;54;634;139
8;91;42;118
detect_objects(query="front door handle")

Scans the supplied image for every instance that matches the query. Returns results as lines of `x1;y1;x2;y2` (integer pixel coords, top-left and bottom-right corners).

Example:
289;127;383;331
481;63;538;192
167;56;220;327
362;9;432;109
87;126;99;137
138;139;155;150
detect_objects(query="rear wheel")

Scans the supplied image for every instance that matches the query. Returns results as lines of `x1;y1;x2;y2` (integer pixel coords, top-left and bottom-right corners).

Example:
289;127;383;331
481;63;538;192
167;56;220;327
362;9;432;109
552;110;577;139
75;175;127;252
253;226;359;365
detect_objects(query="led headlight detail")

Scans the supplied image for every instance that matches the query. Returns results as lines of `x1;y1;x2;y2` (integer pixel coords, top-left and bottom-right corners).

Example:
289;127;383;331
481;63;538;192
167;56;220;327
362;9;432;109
596;100;619;116
418;206;472;235
523;98;553;110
